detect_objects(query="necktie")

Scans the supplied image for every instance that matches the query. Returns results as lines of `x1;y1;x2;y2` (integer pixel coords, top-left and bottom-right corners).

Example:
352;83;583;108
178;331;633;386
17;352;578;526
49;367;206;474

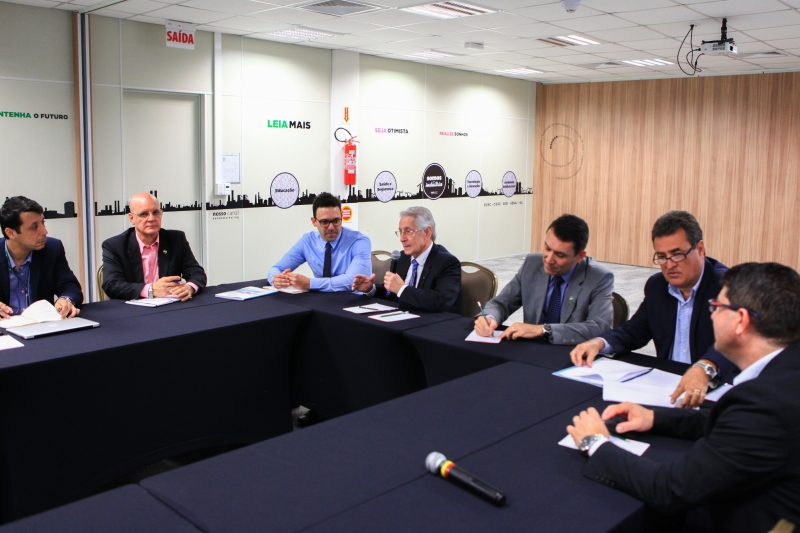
323;243;332;278
544;276;564;324
409;259;419;288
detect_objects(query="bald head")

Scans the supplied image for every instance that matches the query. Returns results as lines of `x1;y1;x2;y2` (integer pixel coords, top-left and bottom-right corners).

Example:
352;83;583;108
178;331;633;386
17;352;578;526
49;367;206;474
127;192;162;244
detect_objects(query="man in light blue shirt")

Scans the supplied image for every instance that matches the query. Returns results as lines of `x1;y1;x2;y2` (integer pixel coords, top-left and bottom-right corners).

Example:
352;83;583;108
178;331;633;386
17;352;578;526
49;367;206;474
268;192;371;292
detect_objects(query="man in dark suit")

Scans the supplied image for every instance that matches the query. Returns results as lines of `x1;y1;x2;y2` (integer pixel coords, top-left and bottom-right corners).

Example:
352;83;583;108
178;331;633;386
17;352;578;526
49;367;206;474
102;192;206;301
567;262;800;533
571;211;733;408
0;196;83;318
352;206;461;314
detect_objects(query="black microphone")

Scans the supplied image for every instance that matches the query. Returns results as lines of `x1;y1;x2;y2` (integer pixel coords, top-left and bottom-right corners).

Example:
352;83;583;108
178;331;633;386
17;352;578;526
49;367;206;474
385;250;401;295
425;452;506;506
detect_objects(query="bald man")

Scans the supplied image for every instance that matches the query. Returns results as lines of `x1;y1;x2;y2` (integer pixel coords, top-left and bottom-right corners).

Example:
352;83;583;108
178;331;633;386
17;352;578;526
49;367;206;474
101;192;206;301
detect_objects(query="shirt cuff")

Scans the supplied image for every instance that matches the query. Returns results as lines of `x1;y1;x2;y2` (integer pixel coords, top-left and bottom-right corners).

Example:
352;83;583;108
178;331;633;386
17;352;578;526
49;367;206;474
140;283;151;299
588;436;610;457
396;285;407;298
599;338;613;354
186;282;199;294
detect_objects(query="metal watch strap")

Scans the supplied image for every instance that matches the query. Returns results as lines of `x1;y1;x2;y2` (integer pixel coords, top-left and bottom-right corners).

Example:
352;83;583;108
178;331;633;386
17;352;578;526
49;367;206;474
542;324;552;339
579;434;605;456
693;361;718;378
148;284;154;299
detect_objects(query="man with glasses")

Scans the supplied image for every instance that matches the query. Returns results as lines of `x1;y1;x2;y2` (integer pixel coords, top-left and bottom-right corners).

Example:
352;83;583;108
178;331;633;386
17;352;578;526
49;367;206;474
102;192;206;301
566;262;800;532
0;196;83;318
570;211;733;408
268;192;371;293
351;206;461;313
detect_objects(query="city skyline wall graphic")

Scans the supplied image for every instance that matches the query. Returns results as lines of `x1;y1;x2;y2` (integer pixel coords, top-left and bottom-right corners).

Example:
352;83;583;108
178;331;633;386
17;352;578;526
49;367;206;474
2;198;78;219
95;176;533;216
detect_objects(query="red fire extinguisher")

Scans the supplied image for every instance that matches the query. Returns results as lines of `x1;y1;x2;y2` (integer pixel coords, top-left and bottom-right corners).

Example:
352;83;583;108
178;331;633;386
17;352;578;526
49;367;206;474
344;138;357;185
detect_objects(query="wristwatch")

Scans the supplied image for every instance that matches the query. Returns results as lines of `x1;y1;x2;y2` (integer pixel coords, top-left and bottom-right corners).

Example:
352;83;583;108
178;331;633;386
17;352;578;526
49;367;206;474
579;434;606;456
693;361;720;389
147;284;154;299
542;324;552;339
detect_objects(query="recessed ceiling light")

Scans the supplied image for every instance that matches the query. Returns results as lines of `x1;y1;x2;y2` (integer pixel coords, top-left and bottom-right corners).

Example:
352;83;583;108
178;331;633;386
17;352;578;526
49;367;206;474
401;1;494;20
621;59;673;67
496;67;543;76
538;35;599;47
743;51;786;59
403;51;455;59
299;0;382;16
266;28;335;41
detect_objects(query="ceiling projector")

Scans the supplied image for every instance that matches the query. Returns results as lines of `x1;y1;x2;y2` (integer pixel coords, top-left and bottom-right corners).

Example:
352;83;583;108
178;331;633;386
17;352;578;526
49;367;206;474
701;18;737;55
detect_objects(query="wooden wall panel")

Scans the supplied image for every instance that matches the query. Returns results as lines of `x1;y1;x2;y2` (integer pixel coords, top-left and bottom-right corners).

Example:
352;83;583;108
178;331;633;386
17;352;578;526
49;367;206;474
532;72;800;271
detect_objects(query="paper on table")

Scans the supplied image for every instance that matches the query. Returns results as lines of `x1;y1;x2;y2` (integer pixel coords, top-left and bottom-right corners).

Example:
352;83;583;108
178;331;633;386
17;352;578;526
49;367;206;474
0;300;63;328
343;303;398;314
216;286;278;300
126;297;180;307
0;335;24;350
553;358;651;387
265;286;307;294
465;330;502;344
706;383;732;402
603;369;733;407
368;311;419;322
558;434;650;456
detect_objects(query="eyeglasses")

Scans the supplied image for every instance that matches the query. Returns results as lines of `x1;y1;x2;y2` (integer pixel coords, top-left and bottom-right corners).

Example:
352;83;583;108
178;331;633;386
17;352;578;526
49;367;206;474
395;228;423;237
708;299;759;318
132;210;163;218
653;243;696;265
317;218;342;227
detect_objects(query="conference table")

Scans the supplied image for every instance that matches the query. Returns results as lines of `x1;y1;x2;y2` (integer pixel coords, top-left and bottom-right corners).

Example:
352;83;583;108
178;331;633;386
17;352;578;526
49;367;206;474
0;282;310;522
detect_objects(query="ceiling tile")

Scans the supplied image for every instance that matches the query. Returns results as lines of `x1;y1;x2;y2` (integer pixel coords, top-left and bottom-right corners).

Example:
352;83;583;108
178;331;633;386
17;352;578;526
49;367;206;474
741;25;800;41
508;3;604;22
401;19;481;36
128;14;169;24
3;0;60;6
619;37;678;51
145;5;231;24
486;38;553;51
475;0;555;10
354;27;432;40
319;34;387;47
55;3;83;10
66;0;98;6
520;44;596;57
397;35;462;48
179;0;279;16
448;29;510;43
597;50;673;60
89;7;131;18
109;0;171;15
352;41;426;54
590;24;687;42
304;17;385;33
210;15;291;32
729;10;800;31
349;8;431;27
549;14;637;32
549;53;612;64
615;6;701;25
452;11;537;29
511;56;575;67
768;38;800;49
503;22;577;38
249;7;335;24
780;0;800;6
580;0;674;13
691;0;789;18
646;19;725;38
196;24;253;35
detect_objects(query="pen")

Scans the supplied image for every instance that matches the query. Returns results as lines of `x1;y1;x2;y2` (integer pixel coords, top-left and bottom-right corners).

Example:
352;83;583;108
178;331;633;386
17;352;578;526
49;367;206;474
379;311;407;318
609;431;630;442
173;280;183;284
477;301;491;327
621;367;653;382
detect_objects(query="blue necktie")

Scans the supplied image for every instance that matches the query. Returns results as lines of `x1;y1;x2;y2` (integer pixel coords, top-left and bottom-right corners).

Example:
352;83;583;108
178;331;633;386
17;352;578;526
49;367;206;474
323;243;332;278
409;259;419;288
543;276;564;324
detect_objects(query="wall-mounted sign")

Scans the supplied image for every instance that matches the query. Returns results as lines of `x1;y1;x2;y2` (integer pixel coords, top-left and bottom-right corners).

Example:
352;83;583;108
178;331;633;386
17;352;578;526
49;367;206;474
268;120;311;129
0;111;68;120
342;205;353;222
166;20;196;50
343;107;351;125
374;128;409;134
270;173;299;209
465;170;482;198
422;163;446;200
439;131;468;137
374;171;397;203
221;154;240;184
502;171;517;198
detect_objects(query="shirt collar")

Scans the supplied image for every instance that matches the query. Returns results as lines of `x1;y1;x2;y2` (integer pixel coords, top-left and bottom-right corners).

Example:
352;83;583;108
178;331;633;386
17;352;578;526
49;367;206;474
316;228;344;250
4;241;32;270
733;347;784;386
135;232;159;253
412;242;434;268
554;260;579;285
667;263;705;304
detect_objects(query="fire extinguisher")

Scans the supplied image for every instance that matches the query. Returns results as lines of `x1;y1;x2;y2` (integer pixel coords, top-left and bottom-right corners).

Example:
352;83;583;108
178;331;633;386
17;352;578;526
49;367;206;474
336;128;358;186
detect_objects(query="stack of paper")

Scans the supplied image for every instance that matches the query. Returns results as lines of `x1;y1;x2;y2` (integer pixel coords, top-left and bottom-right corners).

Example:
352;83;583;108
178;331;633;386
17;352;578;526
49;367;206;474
216;286;278;300
554;358;651;387
465;330;502;344
0;300;63;328
343;303;397;314
126;297;180;307
602;368;732;407
558;434;650;456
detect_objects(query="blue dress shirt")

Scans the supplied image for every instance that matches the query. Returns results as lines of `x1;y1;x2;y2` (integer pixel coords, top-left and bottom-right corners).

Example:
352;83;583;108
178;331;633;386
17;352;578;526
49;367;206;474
540;262;578;323
268;227;372;292
667;265;704;364
5;242;33;314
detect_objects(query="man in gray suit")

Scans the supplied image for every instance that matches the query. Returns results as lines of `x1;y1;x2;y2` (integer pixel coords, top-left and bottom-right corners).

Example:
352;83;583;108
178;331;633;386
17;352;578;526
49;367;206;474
474;214;613;345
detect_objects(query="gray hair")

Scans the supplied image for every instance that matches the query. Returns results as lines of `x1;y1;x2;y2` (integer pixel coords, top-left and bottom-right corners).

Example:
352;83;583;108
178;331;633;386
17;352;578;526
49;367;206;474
400;206;436;241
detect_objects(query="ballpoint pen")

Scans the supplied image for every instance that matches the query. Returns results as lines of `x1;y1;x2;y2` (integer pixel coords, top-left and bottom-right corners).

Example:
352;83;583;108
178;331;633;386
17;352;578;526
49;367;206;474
477;301;491;327
379;311;407;318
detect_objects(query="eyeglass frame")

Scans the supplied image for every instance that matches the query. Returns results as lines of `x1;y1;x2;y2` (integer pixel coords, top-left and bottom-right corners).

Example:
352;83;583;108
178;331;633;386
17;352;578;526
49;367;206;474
708;299;760;318
653;243;696;266
395;228;423;238
316;218;343;227
131;209;163;218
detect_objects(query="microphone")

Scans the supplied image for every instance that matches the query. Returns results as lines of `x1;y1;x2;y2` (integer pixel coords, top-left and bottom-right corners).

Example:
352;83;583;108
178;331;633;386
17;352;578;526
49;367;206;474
425;452;506;506
385;250;401;295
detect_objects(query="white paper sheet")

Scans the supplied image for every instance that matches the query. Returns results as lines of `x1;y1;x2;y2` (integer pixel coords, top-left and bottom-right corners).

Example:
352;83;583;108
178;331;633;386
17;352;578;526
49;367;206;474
216;287;277;300
465;330;502;344
558;434;650;456
0;300;63;328
343;303;398;314
553;358;651;387
268;286;307;294
368;311;419;322
0;335;24;350
125;297;180;307
603;370;733;407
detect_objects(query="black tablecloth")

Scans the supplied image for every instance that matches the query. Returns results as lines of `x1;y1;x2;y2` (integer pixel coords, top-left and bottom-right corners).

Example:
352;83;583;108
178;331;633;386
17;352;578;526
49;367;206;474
0;485;199;533
141;362;604;533
301;395;694;533
405;317;691;386
0;298;309;522
270;291;462;418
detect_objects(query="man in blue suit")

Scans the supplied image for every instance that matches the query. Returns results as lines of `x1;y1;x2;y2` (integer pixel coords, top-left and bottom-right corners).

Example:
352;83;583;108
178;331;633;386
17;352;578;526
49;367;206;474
571;211;733;408
0;196;83;319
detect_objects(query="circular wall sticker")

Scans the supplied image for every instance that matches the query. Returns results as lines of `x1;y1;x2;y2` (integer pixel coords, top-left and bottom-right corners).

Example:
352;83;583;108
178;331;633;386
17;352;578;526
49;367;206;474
422;163;446;200
502;171;517;198
539;123;585;180
270;172;300;209
374;171;397;203
465;170;482;198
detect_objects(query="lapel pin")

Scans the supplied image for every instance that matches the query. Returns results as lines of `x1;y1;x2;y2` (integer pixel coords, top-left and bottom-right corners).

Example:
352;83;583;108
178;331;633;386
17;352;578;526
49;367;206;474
162;250;168;254
569;296;575;301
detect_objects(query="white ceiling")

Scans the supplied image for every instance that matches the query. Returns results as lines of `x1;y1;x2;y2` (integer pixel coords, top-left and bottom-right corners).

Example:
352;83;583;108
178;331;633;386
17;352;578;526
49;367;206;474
10;0;800;83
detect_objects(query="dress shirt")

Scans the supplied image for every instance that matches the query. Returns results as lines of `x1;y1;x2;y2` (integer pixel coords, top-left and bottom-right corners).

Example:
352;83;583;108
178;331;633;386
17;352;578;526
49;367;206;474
396;242;433;298
487;262;577;325
5;242;32;314
136;233;199;298
733;348;783;386
268;227;371;292
667;265;704;364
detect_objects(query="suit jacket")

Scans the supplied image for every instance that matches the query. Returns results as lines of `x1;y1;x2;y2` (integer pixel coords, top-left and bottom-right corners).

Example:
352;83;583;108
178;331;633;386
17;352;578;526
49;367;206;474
483;253;614;345
375;243;462;314
0;237;83;308
583;343;800;532
101;228;207;301
600;257;734;381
